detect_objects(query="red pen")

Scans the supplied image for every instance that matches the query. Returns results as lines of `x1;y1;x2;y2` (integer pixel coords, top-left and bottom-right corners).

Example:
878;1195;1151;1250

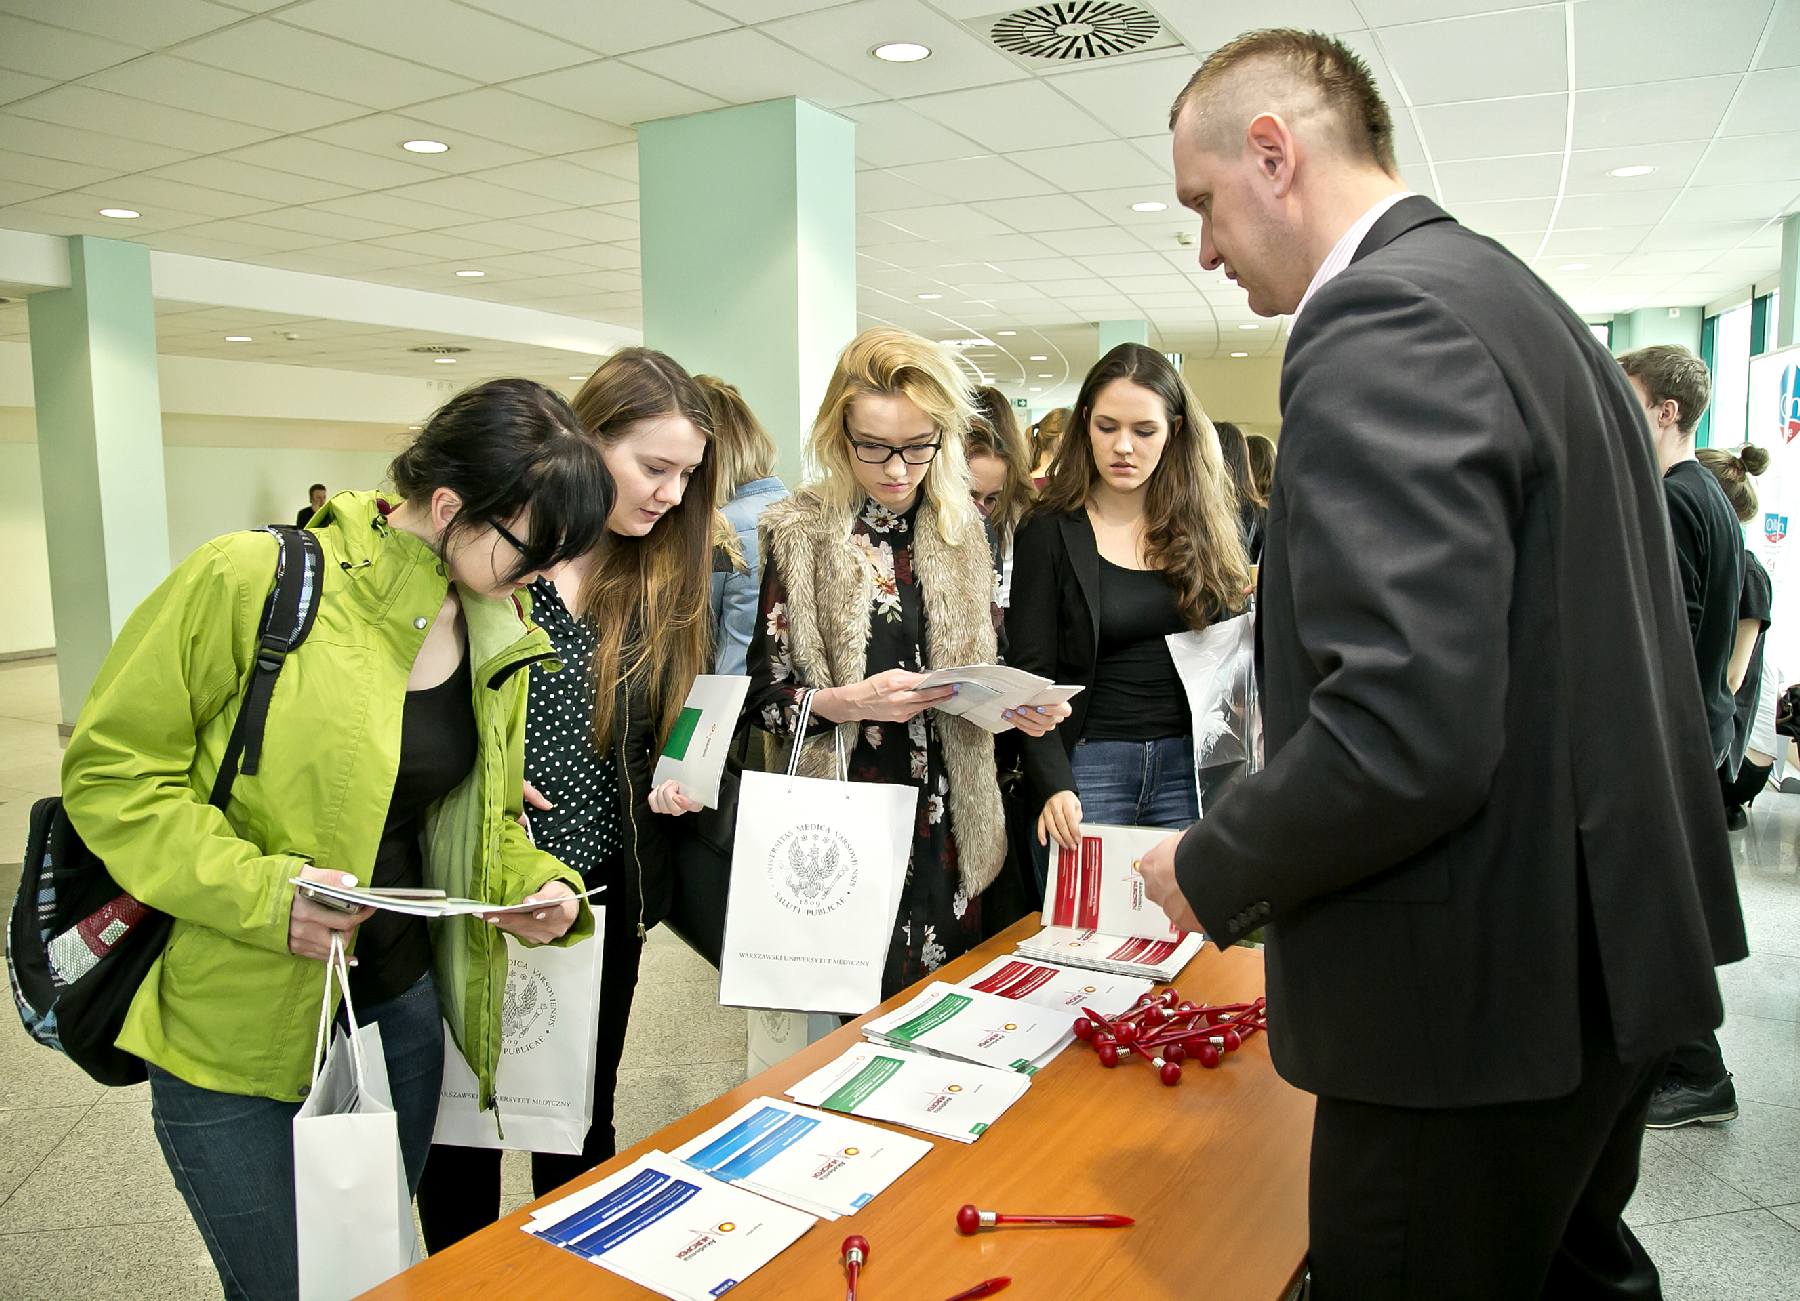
940;1278;1012;1301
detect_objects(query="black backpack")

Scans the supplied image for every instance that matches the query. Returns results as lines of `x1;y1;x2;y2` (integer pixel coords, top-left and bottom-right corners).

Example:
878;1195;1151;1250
7;526;324;1086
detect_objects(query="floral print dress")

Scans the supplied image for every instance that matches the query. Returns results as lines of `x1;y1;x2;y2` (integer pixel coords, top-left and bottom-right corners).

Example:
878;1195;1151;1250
746;496;983;1000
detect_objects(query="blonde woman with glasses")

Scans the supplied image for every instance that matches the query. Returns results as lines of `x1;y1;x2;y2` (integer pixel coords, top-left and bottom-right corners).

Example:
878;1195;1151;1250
745;328;1070;997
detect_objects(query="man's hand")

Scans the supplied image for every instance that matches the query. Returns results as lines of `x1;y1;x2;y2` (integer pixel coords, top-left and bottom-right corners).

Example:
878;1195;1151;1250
1138;831;1204;935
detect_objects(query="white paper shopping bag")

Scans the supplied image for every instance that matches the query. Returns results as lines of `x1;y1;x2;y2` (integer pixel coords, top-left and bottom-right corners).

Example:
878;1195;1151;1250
433;908;606;1154
293;937;418;1301
719;691;916;1016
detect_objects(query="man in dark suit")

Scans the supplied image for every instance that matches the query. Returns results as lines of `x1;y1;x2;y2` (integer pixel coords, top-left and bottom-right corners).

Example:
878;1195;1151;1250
1136;28;1746;1299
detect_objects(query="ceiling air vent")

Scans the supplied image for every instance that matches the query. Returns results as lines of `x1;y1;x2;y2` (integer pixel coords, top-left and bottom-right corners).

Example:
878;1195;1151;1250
408;344;470;355
988;2;1163;62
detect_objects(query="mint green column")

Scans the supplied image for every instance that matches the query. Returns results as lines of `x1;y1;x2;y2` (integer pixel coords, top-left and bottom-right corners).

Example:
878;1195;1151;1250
639;99;855;485
27;236;169;726
1778;213;1798;351
1611;306;1702;355
1097;319;1149;352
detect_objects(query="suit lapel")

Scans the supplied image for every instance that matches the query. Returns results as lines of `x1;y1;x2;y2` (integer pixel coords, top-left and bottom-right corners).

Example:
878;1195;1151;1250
1058;509;1102;659
1351;194;1456;264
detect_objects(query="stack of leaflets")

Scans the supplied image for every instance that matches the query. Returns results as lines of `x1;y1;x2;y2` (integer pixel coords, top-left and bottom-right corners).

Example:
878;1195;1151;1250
911;663;1083;734
1015;927;1206;981
786;1042;1032;1144
957;955;1152;1063
860;981;1068;1074
289;878;605;918
522;1151;814;1301
670;1097;931;1220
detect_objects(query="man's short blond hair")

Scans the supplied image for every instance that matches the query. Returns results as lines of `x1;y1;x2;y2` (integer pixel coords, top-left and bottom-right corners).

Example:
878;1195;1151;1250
1169;28;1398;176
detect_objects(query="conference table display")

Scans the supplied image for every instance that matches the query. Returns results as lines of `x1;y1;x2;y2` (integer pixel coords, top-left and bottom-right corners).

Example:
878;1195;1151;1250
364;917;1311;1300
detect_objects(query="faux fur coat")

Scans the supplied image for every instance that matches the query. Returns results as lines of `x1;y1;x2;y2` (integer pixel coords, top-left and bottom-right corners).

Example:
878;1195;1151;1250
760;490;1006;896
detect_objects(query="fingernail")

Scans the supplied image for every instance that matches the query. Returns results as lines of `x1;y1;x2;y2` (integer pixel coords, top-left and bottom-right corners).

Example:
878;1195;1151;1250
339;873;356;886
348;957;359;967
534;911;547;920
488;917;499;926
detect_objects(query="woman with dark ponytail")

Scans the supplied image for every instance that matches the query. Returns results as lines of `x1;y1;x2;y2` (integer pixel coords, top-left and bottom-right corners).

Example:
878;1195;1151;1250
1698;442;1775;828
60;378;606;1299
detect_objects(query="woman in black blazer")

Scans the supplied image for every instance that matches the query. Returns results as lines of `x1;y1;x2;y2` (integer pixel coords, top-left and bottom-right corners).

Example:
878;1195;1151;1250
1006;345;1250;875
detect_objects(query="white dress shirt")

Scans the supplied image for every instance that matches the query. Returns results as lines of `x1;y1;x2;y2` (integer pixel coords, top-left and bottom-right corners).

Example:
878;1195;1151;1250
1293;191;1416;322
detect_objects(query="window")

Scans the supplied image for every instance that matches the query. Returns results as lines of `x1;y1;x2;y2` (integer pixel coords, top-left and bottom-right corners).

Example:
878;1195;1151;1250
1588;322;1611;349
1711;303;1752;448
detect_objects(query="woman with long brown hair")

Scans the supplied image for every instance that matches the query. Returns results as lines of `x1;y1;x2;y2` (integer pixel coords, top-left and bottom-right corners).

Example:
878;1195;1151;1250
702;374;789;675
966;384;1035;607
745;328;1068;999
418;347;715;1250
1216;419;1267;564
1028;406;1069;487
1006;343;1249;865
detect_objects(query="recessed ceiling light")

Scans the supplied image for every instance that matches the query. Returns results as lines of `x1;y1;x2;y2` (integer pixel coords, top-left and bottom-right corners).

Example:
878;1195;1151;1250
1131;201;1167;213
917;292;942;300
455;269;485;278
402;139;449;154
1029;354;1047;361
872;41;931;62
433;357;457;364
997;330;1017;336
567;375;585;381
1606;164;1655;178
407;425;422;431
1230;351;1249;358
98;207;139;219
223;335;252;343
1237;323;1260;330
1559;262;1591;271
1037;372;1053;378
1030;386;1043;392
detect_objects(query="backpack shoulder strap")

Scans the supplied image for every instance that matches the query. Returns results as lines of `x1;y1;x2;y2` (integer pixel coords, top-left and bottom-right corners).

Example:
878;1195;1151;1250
208;526;324;807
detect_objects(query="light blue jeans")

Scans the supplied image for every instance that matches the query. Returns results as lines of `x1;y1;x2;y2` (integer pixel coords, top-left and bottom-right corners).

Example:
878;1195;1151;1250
1033;736;1199;895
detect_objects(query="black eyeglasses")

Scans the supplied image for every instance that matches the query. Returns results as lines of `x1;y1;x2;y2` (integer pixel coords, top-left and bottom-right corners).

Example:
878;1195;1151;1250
489;517;530;553
850;438;941;466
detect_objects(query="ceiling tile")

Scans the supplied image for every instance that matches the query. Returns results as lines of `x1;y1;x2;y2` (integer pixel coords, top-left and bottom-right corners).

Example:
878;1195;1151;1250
1758;0;1800;69
857;168;954;212
80;54;365;133
1077;252;1175;279
0;13;141;80
1572;0;1767;89
1692;132;1800;186
158;218;326;252
100;175;274;219
1012;141;1168;191
878;203;1013;241
1157;0;1364;49
383;176;567;221
277;0;593;81
625;29;880;108
934;234;1056;262
1552;189;1679;228
517;207;638;243
239;206;411;242
905;81;1112;154
1042;54;1198;140
1721;66;1800;136
0;144;115;190
303;114;535;174
177;20;474;108
1434;153;1563;203
1638;220;1771;252
1663;181;1800;226
406;88;633;155
1034;227;1151;256
0;0;241;46
1563;141;1708;194
1377;7;1567;105
1538;226;1652;256
1572;77;1738;149
508;61;723;127
130;230;280;261
761;0;1029;98
969;193;1115;233
1413;93;1567;162
1447;195;1557;234
887;156;1057;203
0;67;53;104
460;0;732;56
840;102;984;168
1356;0;1551;22
431;220;586;253
9;84;271;153
468;158;636;207
0;113;192;170
223;137;440;192
551;242;638;270
141;156;357;205
307;191;473;229
364;231;513;260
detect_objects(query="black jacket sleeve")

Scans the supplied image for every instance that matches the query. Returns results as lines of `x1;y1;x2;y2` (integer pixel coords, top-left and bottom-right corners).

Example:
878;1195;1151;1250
1175;271;1530;938
1005;513;1078;805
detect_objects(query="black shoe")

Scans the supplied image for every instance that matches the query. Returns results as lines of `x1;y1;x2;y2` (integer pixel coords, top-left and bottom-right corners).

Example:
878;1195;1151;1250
1646;1074;1738;1128
1726;805;1749;831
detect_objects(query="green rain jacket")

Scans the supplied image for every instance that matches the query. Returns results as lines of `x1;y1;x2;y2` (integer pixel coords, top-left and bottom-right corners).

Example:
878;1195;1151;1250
60;491;594;1106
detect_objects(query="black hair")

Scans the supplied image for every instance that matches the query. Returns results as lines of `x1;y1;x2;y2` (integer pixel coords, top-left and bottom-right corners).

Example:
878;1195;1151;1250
308;482;326;494
388;378;615;583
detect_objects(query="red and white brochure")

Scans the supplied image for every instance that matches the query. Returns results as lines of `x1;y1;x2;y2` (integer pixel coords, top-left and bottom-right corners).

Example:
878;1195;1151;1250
1042;823;1185;940
1014;927;1207;983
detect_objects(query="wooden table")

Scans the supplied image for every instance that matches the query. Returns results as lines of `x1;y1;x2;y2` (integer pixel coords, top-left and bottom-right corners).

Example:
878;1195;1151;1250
367;918;1314;1300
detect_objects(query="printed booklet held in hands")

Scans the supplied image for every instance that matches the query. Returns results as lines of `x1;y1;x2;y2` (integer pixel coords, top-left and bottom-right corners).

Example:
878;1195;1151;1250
786;1042;1031;1144
670;1097;931;1220
911;663;1082;734
652;673;752;808
523;1150;814;1301
1042;822;1184;940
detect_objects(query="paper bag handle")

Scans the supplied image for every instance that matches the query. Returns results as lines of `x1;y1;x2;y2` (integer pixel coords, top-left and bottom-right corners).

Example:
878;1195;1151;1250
786;688;848;782
310;933;370;1096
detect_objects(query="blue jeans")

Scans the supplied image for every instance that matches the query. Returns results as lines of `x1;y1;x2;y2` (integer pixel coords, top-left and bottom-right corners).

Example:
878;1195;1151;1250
1071;735;1200;829
149;970;443;1301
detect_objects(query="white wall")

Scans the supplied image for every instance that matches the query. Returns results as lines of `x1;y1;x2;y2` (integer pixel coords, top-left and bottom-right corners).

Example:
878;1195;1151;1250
0;439;54;655
163;444;397;569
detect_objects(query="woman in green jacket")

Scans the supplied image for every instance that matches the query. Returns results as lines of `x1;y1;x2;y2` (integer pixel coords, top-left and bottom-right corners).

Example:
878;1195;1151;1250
60;378;606;1301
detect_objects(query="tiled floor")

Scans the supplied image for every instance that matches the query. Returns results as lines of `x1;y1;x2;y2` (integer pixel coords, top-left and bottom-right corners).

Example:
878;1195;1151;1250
2;653;1798;1298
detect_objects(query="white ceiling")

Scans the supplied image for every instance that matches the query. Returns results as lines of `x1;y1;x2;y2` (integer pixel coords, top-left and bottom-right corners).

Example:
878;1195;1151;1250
1;0;1797;396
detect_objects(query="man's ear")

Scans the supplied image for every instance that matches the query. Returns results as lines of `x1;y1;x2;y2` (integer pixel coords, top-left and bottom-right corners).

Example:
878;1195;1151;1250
1246;112;1296;197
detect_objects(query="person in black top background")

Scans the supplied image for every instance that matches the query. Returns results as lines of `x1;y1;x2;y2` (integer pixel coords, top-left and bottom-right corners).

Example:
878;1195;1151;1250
1216;420;1266;565
1622;345;1746;1131
1699;443;1775;828
1006;344;1250;886
295;481;326;527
